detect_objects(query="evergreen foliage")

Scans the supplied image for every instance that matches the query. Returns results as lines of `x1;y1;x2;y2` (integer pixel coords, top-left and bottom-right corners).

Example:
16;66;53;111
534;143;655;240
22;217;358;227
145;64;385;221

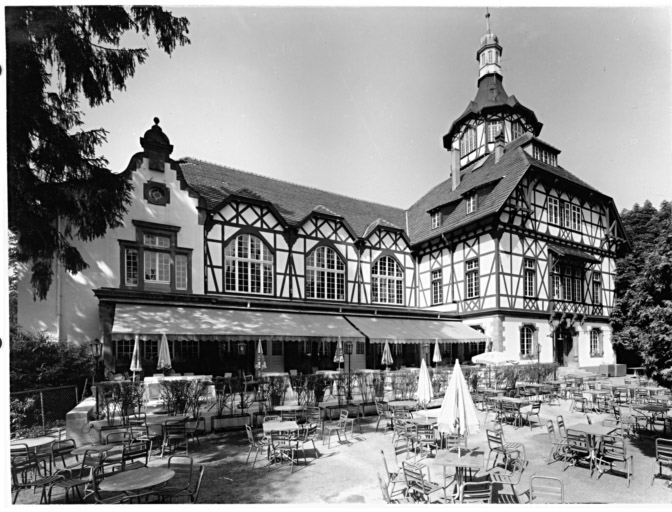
611;200;672;388
6;6;190;299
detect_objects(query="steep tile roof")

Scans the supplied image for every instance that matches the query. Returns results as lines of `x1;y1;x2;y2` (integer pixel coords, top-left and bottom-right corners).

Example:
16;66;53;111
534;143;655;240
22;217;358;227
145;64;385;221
178;158;407;238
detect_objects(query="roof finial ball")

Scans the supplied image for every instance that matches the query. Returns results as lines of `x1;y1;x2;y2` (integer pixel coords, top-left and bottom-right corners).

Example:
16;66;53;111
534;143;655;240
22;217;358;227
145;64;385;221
154;117;160;126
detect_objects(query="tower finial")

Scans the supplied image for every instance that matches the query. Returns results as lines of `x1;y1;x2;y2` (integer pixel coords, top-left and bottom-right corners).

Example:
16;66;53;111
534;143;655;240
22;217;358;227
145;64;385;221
485;8;491;34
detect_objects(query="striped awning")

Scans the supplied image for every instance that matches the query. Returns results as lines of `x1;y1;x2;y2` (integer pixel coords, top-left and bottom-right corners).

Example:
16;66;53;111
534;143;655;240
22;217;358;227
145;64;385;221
111;304;364;342
345;316;490;344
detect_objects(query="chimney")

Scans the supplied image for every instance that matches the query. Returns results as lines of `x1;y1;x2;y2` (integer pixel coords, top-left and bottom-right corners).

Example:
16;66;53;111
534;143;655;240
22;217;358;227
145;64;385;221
451;148;461;190
494;129;505;164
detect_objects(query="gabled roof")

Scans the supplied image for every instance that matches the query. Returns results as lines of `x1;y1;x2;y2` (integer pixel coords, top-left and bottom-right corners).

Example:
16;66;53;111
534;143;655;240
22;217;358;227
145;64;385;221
178;158;406;239
407;134;607;246
443;74;542;145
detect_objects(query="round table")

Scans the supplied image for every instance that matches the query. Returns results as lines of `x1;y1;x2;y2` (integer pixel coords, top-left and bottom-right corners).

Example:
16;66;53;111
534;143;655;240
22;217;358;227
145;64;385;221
98;467;175;493
387;400;417;409
10;436;55;450
145;414;189;426
274;405;304;412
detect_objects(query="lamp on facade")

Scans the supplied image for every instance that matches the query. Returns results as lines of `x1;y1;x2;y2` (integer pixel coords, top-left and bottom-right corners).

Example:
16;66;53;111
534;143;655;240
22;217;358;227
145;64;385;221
89;338;103;418
237;341;247;356
344;341;353;402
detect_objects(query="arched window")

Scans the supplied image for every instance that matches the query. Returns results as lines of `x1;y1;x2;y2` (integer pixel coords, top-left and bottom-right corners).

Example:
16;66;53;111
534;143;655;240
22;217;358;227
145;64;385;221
372;256;404;305
224;233;273;295
306;246;345;300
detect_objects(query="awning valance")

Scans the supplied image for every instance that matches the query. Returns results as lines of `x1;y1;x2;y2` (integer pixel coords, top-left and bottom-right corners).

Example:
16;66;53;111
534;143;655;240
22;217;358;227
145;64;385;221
548;243;599;263
345;316;490;344
111;305;364;342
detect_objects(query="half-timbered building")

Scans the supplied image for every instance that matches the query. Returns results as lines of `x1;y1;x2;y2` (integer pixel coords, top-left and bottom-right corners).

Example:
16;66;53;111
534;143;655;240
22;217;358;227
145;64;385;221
16;24;627;376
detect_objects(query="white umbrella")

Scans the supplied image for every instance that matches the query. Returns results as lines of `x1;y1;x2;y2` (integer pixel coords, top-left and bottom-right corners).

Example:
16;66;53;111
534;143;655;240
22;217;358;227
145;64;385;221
437;359;480;437
130;334;142;382
333;337;344;369
415;357;434;408
432;339;442;364
157;333;172;371
255;339;267;375
471;351;517;366
381;340;394;369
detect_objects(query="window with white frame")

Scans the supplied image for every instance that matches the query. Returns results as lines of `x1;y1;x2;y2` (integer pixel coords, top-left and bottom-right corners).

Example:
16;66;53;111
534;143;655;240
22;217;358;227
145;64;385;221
466;194;477;214
487;121;502;142
551;262;584;303
460;128;476;155
520;325;535;358
524;258;536;297
144;339;158;361
431;269;442;305
571;204;582;231
548;197;560;225
121;221;191;292
372;256;404;304
431;211;441;229
592;272;602;305
512;121;525;140
306;246;345;301
115;339;135;360
465;259;480;299
225;233;274;295
590;329;603;357
532;145;557;166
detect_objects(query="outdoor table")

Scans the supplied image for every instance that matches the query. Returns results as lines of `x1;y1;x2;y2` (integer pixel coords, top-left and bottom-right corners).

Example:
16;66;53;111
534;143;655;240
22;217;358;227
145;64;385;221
262;420;300;436
387;400;417;410
493;397;529;427
273;405;304;412
71;444;122;456
429;448;485;490
482;388;506;397
582;390;609;412
10;436;55;451
407;416;438;426
98;467;175;494
566;423;615;471
633;404;671;432
414;409;441;419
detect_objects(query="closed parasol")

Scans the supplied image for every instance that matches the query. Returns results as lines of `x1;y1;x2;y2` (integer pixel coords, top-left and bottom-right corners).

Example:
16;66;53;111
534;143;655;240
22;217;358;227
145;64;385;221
157;333;172;371
432;339;442;364
415;357;434;408
255;339;267;375
381;340;394;369
130;334;142;382
436;359;480;437
333;337;344;369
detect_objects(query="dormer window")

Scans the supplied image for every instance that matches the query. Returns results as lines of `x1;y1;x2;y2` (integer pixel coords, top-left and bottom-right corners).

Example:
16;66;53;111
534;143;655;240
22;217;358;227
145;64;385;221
512;121;525;140
532;145;557;166
487;121;502;142
431;211;441;229
466;194;477;214
460;128;476;155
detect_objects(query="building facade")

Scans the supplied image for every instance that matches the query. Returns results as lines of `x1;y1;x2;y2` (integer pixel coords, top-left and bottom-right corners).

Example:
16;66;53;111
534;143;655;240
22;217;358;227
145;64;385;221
16;25;628;377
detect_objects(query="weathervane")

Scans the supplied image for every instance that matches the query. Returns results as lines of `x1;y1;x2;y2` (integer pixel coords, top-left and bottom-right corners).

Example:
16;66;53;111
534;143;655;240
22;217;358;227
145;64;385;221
485;8;491;33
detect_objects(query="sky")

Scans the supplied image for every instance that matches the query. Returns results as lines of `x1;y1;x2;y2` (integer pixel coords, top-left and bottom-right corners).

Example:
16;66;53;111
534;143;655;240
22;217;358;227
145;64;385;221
55;6;672;214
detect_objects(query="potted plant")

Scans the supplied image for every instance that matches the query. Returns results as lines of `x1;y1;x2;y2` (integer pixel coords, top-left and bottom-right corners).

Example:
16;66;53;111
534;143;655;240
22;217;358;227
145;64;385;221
355;371;379;417
305;374;328;407
210;376;251;432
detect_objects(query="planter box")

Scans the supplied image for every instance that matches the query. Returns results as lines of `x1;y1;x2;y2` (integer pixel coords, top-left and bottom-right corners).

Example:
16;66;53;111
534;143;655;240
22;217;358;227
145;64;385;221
358;402;377;417
211;414;250;432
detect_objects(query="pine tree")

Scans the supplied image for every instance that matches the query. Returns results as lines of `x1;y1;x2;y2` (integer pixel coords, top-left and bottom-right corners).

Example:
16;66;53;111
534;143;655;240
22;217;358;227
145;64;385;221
7;6;190;299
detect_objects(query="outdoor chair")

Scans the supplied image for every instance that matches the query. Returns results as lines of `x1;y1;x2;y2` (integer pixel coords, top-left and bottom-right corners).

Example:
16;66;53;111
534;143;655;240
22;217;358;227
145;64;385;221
394;421;418;459
89;465;135;504
119;439;152;471
392;414;411;444
380;449;407;498
245;424;271;469
374;399;393;433
545;420;568;465
161;419;189;458
153;465;205;503
564;429;593;474
297;423;320;463
51;439;78;472
486;458;526;503
150;454;194;501
528;475;564;503
346;403;363;434
501;401;522;427
52;450;103;503
304;406;324;438
11;451;63;504
595;435;632;487
280;409;297;421
570;391;586;413
185;416;206;446
402;461;452;503
484;397;502;424
323;410;350;449
458;481;494;503
414;424;439;460
485;429;522;470
377;472;414;504
104;431;132;446
127;418;162;449
651;438;672;486
270;432;300;473
34;439;56;475
556;415;568;441
521;401;542;430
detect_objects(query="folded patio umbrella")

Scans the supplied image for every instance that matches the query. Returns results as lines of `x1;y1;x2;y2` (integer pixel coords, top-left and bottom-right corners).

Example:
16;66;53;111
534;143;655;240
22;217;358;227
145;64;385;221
381;340;394;369
415;357;434;408
437;359;480;436
255;339;267;375
471;351;517;366
333;337;344;369
130;334;142;382
157;333;172;371
432;339;442;364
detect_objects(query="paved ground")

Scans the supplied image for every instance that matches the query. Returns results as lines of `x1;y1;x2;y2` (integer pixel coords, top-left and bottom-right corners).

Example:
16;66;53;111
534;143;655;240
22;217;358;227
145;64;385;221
14;381;672;504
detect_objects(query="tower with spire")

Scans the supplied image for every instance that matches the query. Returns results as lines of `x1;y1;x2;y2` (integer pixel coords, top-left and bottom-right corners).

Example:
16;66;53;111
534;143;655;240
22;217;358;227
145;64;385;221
443;11;543;189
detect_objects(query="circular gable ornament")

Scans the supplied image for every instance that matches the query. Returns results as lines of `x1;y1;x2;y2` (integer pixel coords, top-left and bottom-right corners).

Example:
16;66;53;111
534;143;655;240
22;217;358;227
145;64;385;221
148;185;166;204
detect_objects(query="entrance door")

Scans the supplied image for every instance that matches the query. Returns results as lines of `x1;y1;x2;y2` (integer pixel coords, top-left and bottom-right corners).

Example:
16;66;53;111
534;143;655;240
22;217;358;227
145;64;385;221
554;329;574;367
